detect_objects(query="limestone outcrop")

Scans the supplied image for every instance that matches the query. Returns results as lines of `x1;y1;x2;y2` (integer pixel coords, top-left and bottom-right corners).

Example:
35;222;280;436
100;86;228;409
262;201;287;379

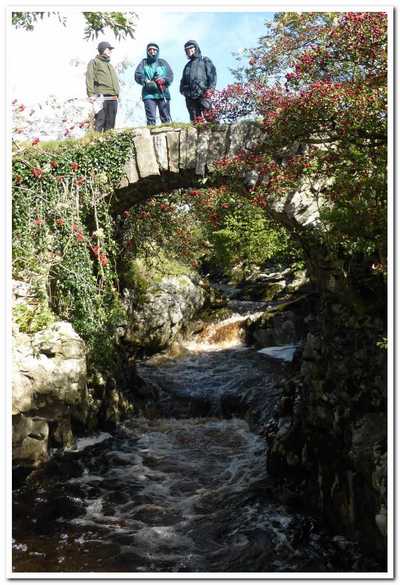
123;274;206;352
12;319;88;466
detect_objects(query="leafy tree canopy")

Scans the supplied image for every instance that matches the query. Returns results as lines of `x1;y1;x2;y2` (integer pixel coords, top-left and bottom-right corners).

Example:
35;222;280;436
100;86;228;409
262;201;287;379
211;12;387;280
12;11;138;40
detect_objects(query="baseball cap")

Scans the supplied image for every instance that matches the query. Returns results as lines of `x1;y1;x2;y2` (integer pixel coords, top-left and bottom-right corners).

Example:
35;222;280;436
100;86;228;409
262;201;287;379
98;41;115;53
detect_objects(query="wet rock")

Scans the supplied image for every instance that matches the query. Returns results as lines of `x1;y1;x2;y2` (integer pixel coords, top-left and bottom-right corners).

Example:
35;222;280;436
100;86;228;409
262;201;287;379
51;417;75;449
258;344;299;363
248;295;314;348
287;270;310;293
375;507;387;537
112;548;147;567
264;295;387;566
30;494;86;533
32;451;85;482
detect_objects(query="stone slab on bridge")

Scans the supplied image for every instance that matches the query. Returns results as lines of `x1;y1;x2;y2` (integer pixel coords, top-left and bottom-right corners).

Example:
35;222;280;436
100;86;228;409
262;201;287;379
118;121;266;189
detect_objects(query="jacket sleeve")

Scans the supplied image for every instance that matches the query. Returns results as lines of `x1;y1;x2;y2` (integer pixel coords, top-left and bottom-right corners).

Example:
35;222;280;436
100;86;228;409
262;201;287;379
179;64;187;95
162;60;174;86
204;57;217;90
134;60;146;86
86;60;95;97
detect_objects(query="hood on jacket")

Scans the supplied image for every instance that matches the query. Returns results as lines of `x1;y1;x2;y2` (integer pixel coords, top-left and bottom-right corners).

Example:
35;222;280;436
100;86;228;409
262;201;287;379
184;40;201;59
146;42;160;63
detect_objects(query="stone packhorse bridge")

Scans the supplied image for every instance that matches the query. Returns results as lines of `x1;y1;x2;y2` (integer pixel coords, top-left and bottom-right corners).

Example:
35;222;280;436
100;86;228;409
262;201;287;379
115;121;320;233
114;121;269;210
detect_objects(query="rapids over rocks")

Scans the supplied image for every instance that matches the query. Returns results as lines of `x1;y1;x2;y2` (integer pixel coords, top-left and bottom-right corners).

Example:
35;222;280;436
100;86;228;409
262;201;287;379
13;300;365;574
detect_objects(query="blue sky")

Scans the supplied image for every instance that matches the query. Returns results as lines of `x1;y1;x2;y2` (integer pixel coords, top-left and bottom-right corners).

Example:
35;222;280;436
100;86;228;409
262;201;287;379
8;10;274;131
146;12;273;121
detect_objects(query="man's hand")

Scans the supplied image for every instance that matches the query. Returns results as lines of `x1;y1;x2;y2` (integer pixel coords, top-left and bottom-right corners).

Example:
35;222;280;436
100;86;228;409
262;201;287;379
203;89;213;99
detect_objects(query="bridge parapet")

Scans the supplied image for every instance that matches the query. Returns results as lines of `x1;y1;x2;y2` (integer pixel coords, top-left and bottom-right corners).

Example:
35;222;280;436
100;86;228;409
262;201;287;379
118;121;266;190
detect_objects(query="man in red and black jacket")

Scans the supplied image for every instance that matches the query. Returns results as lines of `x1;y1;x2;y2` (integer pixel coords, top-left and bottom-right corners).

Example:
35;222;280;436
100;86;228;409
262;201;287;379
179;40;217;122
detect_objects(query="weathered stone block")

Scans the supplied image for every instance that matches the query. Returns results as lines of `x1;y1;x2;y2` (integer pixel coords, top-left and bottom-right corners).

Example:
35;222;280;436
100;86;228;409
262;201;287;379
124;275;205;351
12;280;35;305
166;131;180;173
245;123;265;150
289;190;320;227
12;414;49;465
227;121;251;156
152;132;169;171
53;417;75;448
195;129;211;176
180;126;198;169
207;126;230;170
12;413;34;446
13;321;87;417
119;157;139;188
13;435;48;465
133;129;160;178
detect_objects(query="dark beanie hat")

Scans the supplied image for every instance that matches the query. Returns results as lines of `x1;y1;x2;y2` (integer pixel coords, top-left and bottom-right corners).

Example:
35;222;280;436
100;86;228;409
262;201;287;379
147;43;159;52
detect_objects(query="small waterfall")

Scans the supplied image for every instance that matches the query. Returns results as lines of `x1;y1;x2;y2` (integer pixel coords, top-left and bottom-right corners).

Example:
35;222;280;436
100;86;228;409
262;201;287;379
184;312;264;352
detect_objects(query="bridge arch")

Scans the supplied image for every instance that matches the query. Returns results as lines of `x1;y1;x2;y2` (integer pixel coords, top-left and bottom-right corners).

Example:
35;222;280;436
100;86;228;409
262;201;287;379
113;121;267;212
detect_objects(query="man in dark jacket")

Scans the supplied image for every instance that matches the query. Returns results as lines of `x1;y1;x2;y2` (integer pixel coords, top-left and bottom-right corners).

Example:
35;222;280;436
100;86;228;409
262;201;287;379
135;43;173;126
180;40;217;122
86;41;120;132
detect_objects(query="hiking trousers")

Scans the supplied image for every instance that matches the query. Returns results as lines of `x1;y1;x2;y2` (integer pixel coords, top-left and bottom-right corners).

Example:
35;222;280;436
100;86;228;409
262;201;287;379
144;99;171;126
95;98;118;131
185;97;204;122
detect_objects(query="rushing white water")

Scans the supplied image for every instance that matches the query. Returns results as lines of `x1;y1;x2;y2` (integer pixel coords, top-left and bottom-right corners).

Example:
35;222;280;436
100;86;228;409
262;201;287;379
12;312;366;574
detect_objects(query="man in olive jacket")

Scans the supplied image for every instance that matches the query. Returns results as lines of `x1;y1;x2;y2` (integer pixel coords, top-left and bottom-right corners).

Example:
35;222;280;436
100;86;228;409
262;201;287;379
86;41;120;131
135;43;173;126
180;40;216;122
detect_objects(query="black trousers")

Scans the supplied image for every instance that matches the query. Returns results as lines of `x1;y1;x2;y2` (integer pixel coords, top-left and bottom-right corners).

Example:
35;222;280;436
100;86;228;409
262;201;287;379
144;99;171;126
185;97;204;122
95;99;118;131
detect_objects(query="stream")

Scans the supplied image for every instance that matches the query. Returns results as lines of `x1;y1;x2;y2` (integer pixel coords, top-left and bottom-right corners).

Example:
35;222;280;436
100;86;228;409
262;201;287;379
12;303;366;574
